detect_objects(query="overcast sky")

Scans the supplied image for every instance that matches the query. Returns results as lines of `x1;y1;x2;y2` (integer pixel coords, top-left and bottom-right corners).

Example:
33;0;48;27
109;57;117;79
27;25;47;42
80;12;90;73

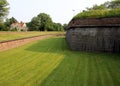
7;0;111;24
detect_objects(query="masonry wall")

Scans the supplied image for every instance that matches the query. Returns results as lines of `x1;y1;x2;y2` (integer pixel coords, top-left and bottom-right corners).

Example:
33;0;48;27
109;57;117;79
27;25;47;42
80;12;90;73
66;27;120;52
68;17;120;28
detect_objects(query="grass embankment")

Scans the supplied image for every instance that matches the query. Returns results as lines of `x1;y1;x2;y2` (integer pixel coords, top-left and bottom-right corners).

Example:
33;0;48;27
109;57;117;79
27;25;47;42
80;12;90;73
0;31;65;42
73;8;120;19
0;37;120;86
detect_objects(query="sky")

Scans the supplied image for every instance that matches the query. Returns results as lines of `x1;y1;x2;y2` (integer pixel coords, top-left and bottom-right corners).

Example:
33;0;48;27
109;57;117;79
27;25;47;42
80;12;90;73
7;0;111;24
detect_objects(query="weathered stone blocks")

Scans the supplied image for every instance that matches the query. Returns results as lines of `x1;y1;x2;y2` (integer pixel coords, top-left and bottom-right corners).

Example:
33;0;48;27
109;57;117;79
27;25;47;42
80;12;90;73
66;18;120;52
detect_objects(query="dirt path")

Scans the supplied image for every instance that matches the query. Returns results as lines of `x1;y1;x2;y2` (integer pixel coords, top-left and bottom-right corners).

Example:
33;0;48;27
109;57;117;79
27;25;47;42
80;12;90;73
0;34;64;51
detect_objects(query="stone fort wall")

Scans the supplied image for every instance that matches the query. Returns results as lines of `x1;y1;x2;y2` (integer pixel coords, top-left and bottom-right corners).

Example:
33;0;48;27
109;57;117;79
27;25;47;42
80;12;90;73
66;17;120;52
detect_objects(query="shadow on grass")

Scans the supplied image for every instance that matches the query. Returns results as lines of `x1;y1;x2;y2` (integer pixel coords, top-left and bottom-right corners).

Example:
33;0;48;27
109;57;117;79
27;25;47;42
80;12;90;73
25;37;120;86
26;37;120;58
25;37;69;54
25;37;120;65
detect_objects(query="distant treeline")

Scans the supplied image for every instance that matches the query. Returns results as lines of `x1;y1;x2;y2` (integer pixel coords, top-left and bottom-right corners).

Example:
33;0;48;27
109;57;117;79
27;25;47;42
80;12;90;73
73;0;120;19
27;13;67;31
0;13;68;31
0;0;67;31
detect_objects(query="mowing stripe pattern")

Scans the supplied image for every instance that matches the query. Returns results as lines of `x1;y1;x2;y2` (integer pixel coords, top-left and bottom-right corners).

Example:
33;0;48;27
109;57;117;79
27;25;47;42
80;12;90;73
0;37;120;86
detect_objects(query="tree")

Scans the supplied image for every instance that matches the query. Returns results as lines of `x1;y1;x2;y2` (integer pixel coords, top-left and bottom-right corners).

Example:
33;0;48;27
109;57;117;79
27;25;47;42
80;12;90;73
108;0;120;9
53;23;60;31
86;0;120;11
56;23;64;31
63;23;68;31
27;17;40;31
0;0;9;22
28;13;65;31
9;17;18;23
4;17;18;30
0;22;5;31
102;1;111;9
53;23;64;31
28;13;54;31
38;13;53;31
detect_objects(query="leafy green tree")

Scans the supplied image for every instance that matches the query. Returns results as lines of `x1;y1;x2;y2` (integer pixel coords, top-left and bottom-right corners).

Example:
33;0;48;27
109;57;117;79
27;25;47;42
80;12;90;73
38;13;53;31
4;17;18;30
9;17;18;23
53;23;59;31
0;22;5;31
56;23;64;31
102;1;111;9
108;0;120;9
86;0;120;11
0;0;9;22
53;23;64;31
63;23;68;31
28;13;54;31
28;13;65;31
27;17;40;31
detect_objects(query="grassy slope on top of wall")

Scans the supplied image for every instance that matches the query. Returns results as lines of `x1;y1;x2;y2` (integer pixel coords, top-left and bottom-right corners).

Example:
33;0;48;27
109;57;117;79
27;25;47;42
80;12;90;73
73;8;120;19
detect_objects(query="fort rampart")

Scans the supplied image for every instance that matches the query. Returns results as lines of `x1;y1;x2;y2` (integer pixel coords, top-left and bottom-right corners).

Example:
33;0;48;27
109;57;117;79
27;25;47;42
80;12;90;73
66;17;120;52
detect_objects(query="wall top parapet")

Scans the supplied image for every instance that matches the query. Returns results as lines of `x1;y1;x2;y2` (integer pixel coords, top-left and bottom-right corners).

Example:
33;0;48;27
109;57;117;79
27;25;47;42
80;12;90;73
67;17;120;29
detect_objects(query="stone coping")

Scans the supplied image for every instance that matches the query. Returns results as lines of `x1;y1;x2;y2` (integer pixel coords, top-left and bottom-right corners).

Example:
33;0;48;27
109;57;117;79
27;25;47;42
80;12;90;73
67;17;120;29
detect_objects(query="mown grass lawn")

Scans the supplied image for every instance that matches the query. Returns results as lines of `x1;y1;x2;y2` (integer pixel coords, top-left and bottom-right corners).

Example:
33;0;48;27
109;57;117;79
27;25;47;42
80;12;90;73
0;31;64;42
0;37;120;86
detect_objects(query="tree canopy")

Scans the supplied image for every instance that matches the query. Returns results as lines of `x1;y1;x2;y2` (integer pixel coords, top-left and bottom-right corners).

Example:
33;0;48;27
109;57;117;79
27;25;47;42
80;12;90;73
0;0;9;22
53;23;64;31
38;13;53;31
4;17;18;28
27;17;40;31
107;0;120;9
27;13;65;31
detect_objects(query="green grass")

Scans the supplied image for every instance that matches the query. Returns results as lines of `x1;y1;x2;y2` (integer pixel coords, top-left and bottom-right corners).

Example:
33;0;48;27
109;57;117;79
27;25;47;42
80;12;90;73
73;8;120;19
0;37;120;86
0;31;65;42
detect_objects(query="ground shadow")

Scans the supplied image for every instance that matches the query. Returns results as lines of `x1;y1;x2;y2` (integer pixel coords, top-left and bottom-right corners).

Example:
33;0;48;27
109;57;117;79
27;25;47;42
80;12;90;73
26;37;120;59
25;37;120;86
25;37;69;54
